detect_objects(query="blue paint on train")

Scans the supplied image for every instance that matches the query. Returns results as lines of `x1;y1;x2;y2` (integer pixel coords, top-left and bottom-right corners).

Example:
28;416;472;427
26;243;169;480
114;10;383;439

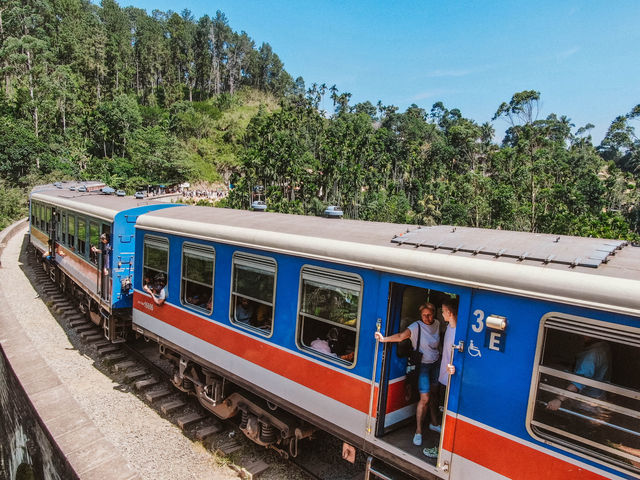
134;230;384;378
133;223;640;480
110;204;176;310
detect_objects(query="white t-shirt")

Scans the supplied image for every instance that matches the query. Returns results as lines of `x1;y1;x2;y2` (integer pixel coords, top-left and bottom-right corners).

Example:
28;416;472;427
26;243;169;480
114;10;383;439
310;338;333;354
157;287;167;301
408;320;440;364
439;325;456;385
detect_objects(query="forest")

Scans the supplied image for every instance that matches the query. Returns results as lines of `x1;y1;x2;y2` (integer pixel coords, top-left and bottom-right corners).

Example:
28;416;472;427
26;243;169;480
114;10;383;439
1;0;639;240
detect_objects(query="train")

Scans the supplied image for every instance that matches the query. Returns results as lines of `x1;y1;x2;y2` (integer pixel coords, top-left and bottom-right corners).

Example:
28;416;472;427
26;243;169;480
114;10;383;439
28;182;640;480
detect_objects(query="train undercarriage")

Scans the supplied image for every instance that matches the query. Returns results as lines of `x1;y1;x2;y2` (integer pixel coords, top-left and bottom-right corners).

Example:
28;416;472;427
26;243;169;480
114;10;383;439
158;341;317;459
29;242;130;343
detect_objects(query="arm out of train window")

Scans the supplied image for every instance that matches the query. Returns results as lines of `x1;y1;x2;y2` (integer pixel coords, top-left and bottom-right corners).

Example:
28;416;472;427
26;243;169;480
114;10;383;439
528;314;640;474
142;235;169;304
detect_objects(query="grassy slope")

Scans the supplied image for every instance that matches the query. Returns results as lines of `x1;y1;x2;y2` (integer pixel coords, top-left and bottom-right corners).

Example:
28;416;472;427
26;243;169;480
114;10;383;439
185;89;280;184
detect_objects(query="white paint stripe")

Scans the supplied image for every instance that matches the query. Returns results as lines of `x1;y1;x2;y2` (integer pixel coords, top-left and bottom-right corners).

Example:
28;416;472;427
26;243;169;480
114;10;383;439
384;403;416;427
133;289;372;384
449;453;510;480
457;415;628;480
134;310;369;434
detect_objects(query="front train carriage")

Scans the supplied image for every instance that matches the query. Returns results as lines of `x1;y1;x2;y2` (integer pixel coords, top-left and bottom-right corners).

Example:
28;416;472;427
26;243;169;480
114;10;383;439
131;205;640;480
29;182;178;341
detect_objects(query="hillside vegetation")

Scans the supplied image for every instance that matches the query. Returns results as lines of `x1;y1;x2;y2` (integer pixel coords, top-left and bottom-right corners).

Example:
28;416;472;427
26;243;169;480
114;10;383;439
0;0;638;239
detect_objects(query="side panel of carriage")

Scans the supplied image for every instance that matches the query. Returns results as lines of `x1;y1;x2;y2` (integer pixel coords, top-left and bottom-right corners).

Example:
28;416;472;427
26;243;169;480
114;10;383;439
445;290;640;480
370;278;639;480
130;223;640;480
29;197;176;312
131;229;385;441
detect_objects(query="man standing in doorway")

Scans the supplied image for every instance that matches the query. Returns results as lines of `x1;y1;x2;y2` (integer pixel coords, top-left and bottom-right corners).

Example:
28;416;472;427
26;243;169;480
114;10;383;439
91;233;111;277
375;302;441;446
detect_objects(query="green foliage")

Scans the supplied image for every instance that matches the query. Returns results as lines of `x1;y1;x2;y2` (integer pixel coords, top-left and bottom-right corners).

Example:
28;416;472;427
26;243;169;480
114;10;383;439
0;182;27;230
0;116;43;186
0;0;638;242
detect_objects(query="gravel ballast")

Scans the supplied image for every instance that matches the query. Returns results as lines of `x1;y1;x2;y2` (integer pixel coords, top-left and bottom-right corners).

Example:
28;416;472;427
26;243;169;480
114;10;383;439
0;228;238;480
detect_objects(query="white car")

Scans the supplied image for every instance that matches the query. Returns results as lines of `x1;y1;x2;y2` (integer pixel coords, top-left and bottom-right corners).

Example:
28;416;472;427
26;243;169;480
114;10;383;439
251;200;267;211
323;205;343;218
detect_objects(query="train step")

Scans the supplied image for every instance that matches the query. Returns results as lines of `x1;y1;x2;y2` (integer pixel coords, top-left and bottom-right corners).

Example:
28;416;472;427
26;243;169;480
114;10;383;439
134;378;159;390
145;388;172;403
176;411;206;429
159;399;187;414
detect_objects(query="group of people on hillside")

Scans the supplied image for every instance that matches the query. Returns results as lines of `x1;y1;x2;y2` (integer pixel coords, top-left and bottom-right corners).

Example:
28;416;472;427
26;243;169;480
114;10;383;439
374;297;458;459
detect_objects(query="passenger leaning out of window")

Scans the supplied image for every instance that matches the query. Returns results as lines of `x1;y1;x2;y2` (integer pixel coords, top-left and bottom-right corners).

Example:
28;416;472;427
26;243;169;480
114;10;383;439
91;233;111;276
144;274;167;306
375;302;441;446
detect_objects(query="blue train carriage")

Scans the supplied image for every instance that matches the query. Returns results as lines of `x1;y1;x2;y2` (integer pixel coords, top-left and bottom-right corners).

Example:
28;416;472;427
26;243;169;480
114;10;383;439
29;182;178;341
131;205;640;480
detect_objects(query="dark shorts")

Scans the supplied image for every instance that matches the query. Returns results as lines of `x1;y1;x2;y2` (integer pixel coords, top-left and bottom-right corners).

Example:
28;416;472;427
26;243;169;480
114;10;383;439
418;361;440;394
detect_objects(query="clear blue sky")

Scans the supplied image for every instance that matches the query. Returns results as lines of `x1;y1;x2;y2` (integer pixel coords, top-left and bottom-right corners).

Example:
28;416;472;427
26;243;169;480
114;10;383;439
122;0;640;143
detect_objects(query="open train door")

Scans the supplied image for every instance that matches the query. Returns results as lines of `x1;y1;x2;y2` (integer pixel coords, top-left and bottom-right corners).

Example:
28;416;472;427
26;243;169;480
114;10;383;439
99;225;112;302
373;282;464;475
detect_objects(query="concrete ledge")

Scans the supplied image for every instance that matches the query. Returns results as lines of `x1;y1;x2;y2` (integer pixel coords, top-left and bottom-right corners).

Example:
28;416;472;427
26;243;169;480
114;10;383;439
0;223;139;480
0;217;28;268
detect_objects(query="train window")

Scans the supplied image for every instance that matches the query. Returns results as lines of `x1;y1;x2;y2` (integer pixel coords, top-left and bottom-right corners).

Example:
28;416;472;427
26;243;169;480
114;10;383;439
297;266;362;366
528;313;640;475
55;211;61;242
181;243;214;313
67;215;76;250
77;219;87;256
38;204;44;230
230;252;276;335
61;212;67;245
143;235;169;286
45;206;51;232
30;202;36;226
89;222;99;264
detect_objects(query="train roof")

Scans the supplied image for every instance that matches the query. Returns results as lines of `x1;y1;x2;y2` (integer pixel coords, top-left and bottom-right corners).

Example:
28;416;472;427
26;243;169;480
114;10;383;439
137;206;640;317
30;183;173;222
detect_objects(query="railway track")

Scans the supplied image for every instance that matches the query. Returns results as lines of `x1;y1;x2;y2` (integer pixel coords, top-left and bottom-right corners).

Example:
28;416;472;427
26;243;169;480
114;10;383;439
24;251;371;480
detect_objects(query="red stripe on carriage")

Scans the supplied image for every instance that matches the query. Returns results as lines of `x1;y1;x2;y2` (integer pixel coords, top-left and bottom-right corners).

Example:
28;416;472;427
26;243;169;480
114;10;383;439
134;292;374;414
443;416;611;480
385;379;412;414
